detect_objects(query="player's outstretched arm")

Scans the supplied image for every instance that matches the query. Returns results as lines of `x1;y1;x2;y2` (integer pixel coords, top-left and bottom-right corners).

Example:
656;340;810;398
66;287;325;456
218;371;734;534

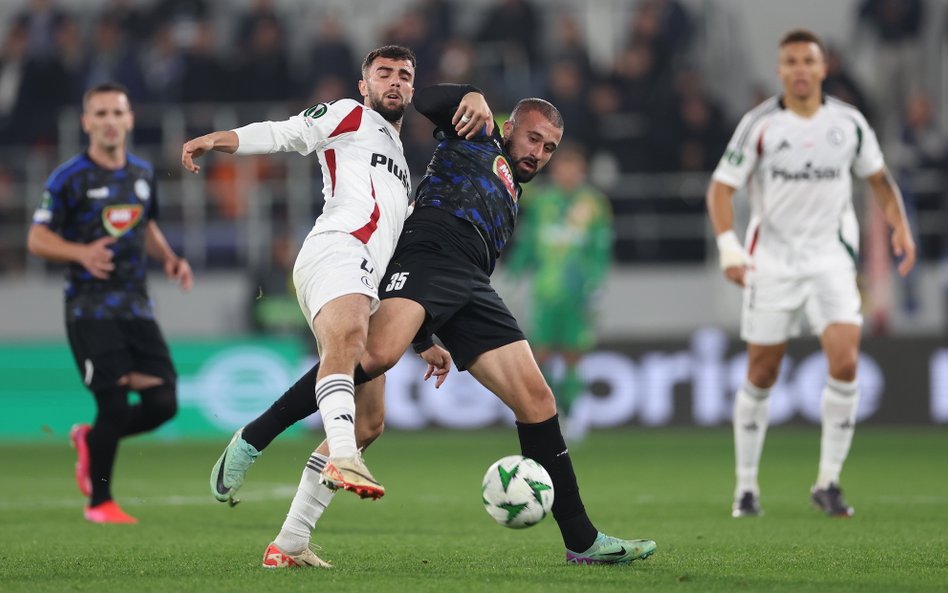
866;167;917;277
181;130;239;174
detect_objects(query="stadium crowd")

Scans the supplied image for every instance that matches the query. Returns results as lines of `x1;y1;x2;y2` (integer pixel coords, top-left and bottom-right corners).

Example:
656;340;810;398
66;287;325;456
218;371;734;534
0;0;944;276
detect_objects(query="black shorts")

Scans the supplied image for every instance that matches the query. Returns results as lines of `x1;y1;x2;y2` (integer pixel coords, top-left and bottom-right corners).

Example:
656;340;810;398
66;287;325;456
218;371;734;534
380;209;524;370
66;318;176;392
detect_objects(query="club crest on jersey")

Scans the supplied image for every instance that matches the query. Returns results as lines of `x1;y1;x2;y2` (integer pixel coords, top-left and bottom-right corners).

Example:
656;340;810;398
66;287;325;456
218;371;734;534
102;204;144;237
827;127;845;146
135;179;151;201
492;156;517;201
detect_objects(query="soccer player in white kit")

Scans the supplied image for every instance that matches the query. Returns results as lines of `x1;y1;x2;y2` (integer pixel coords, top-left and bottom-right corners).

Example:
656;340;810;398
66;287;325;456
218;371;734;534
706;30;916;518
181;46;487;509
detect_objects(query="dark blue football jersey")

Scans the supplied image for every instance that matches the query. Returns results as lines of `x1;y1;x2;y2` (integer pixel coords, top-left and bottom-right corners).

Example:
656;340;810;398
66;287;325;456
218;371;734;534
413;85;522;270
32;152;159;321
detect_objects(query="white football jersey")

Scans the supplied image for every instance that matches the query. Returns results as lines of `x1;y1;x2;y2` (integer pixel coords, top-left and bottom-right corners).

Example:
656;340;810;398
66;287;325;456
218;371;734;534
233;98;412;267
712;96;884;274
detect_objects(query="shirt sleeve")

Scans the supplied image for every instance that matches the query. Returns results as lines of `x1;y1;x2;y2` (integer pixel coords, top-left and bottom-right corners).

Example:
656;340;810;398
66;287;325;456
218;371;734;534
233;99;363;156
711;111;763;190
850;110;885;178
32;173;69;230
413;84;483;132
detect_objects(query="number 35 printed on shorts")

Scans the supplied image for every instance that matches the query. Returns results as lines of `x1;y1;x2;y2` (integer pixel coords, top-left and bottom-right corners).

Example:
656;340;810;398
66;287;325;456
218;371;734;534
386;272;410;292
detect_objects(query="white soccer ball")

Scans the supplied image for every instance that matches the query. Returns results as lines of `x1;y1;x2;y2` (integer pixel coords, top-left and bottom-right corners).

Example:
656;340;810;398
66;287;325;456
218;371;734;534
481;455;554;529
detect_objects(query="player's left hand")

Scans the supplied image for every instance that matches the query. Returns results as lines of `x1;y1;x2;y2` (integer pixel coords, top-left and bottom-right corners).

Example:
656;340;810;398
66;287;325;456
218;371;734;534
420;344;452;389
166;257;193;291
891;223;916;277
454;92;494;139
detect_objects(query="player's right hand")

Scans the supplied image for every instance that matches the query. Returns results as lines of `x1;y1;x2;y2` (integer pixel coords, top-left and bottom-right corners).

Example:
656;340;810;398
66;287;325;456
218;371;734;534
181;136;214;174
80;236;117;279
420;344;452;389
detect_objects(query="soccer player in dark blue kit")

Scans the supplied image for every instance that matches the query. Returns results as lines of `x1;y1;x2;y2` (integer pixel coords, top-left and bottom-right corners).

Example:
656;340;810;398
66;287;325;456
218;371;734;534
216;84;655;567
27;82;193;524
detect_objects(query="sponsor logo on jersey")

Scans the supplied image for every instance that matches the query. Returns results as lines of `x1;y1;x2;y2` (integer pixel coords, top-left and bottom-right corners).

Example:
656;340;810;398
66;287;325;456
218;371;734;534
87;186;110;199
378;127;394;141
776;139;792;152
492;156;517;200
370;153;410;195
102;204;144;237
303;103;328;119
770;162;840;181
135;179;151;201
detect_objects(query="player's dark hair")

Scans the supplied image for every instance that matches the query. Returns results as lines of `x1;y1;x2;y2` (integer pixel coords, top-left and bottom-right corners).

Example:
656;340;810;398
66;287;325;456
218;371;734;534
82;82;131;109
510;98;564;130
362;45;417;77
779;29;825;55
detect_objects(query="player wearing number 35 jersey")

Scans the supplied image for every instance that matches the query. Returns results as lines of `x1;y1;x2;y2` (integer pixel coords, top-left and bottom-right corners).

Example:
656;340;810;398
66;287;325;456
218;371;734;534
707;29;915;519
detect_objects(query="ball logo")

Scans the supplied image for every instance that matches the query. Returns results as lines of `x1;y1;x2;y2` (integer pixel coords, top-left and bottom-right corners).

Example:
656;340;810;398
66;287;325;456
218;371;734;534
102;204;144;237
492;156;517;201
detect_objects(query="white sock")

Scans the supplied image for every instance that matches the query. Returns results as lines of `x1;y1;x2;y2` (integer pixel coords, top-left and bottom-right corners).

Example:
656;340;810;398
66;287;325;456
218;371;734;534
315;374;357;458
817;376;859;488
733;381;771;496
274;452;336;553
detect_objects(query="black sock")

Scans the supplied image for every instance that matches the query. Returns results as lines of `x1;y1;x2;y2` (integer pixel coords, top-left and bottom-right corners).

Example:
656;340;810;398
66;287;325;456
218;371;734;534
89;385;131;506
354;363;371;386
517;415;598;552
242;363;320;450
124;383;177;437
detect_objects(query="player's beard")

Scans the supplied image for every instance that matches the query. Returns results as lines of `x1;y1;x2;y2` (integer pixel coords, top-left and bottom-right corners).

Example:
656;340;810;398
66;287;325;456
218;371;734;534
505;140;539;183
370;93;407;123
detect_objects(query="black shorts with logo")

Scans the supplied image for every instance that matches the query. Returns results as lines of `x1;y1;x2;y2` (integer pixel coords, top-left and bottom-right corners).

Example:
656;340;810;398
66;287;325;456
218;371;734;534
379;207;524;370
66;317;176;392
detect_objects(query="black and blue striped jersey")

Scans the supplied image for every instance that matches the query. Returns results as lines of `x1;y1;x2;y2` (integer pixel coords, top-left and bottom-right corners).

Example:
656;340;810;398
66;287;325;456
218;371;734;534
32;152;159;321
413;84;522;271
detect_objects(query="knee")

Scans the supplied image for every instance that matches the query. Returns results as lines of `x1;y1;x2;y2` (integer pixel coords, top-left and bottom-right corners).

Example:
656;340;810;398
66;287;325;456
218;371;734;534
514;381;558;422
830;359;858;383
141;383;178;424
360;346;402;377
355;410;385;450
747;365;780;389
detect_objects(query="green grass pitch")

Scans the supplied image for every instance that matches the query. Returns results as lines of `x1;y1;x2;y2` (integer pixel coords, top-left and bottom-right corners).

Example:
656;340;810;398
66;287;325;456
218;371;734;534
1;427;945;593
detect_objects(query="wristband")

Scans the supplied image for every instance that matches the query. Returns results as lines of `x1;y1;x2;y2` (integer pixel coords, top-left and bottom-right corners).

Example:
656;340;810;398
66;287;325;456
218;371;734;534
716;230;747;270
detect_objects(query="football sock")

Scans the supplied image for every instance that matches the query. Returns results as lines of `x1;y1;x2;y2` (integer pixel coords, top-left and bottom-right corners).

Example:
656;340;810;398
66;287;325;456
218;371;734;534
89;385;131;506
242;364;320;450
123;383;177;437
274;452;336;553
817;376;859;488
733;381;771;495
517;415;598;552
316;374;358;458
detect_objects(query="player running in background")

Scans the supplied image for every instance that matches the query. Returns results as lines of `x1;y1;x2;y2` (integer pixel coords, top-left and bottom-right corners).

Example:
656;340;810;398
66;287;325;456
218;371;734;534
221;84;655;568
27;82;193;524
182;46;486;509
706;29;916;518
505;142;614;442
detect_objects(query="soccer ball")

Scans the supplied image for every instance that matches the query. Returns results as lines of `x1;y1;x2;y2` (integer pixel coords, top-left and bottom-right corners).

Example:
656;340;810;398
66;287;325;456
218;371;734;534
481;455;554;529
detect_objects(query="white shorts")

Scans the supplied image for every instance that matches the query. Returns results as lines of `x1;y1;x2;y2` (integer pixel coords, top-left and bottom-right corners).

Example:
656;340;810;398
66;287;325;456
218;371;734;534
292;232;383;332
740;264;862;345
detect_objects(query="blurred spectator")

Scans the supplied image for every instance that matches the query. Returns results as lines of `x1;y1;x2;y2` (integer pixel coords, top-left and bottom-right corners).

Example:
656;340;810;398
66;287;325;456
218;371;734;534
102;0;152;48
249;232;308;338
180;20;231;104
550;13;594;79
305;15;357;91
474;0;542;101
79;16;148;102
855;0;925;131
823;45;873;120
13;0;67;59
380;9;440;86
142;23;186;103
236;0;282;52
150;0;210;28
628;0;692;73
234;17;294;103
